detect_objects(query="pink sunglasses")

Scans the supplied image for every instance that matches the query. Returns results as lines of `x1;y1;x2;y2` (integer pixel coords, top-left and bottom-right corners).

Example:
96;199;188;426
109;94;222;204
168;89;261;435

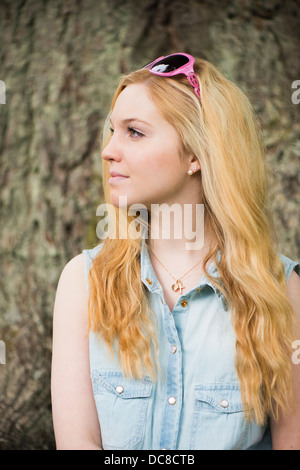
144;53;202;102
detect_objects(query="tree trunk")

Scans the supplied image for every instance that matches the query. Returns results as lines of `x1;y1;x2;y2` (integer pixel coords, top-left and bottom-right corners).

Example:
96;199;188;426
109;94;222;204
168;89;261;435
0;0;299;449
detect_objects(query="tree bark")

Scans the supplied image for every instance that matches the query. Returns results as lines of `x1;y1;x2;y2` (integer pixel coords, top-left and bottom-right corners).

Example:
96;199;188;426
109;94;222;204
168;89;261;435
0;0;299;449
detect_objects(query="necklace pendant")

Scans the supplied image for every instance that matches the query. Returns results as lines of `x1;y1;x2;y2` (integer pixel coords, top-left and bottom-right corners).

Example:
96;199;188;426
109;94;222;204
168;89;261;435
172;280;185;294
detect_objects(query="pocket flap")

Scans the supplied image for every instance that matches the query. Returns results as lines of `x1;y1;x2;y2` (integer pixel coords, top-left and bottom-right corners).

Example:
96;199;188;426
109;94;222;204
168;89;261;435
194;384;245;413
91;370;152;399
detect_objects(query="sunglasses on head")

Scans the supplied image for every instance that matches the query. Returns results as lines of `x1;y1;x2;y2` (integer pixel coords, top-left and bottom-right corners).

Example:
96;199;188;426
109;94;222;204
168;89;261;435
143;53;202;102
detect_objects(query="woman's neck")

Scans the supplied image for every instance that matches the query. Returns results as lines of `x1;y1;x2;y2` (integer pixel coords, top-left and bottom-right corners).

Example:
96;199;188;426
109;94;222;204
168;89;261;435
147;202;216;262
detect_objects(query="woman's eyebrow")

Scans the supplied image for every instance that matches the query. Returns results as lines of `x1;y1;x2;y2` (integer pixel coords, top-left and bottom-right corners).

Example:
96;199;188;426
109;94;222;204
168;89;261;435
110;117;154;128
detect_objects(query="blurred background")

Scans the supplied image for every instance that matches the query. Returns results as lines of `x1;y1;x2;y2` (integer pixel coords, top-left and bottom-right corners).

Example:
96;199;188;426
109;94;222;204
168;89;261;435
0;0;299;450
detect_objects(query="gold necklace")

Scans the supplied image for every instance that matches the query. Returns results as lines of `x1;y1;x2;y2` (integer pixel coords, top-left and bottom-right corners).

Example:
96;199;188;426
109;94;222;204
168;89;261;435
149;247;204;294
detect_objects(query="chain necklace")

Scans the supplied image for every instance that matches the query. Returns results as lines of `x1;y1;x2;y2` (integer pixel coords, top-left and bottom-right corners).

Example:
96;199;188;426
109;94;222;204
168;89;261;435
148;246;204;294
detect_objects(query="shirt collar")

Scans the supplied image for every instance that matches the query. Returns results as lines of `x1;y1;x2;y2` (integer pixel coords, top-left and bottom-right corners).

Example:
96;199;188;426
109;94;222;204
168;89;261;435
140;239;229;310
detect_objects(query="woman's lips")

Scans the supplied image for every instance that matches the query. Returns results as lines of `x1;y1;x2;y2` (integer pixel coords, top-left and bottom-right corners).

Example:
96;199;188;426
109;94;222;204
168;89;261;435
108;175;129;184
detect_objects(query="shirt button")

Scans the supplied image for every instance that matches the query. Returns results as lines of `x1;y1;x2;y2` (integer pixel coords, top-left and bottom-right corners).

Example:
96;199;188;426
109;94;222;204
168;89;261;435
146;278;152;285
170;345;177;354
220;399;229;408
115;385;124;394
180;299;188;308
168;396;176;405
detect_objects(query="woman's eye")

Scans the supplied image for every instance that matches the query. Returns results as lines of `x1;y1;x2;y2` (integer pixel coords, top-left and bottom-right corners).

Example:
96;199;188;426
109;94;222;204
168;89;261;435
128;127;143;138
109;127;114;134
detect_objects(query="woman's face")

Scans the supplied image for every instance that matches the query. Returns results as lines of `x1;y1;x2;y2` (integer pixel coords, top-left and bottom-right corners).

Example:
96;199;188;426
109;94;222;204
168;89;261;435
102;83;194;210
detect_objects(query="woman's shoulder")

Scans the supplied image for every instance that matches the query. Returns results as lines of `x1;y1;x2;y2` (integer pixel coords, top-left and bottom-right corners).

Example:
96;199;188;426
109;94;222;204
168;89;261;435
58;252;85;283
55;252;87;302
53;253;90;331
55;243;104;299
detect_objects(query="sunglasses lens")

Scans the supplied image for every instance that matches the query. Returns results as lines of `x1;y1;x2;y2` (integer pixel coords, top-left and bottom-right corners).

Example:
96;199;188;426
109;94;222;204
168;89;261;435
151;55;189;73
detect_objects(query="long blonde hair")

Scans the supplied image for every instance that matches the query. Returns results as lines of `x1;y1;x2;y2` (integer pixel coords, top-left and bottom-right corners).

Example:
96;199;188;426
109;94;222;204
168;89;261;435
88;58;296;425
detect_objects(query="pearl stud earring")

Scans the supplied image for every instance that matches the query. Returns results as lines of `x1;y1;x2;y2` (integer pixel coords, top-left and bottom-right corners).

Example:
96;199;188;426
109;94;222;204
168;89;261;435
188;166;197;175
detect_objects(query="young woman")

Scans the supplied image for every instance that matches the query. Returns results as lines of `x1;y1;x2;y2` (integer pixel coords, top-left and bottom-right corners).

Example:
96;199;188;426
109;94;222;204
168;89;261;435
51;53;300;450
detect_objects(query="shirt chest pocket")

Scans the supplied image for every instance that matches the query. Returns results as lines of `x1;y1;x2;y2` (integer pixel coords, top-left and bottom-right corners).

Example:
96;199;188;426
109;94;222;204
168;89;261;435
91;370;152;450
190;384;250;450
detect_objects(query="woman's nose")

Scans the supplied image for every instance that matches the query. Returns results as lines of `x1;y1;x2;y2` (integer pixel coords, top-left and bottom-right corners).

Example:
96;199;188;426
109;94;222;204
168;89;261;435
102;136;122;162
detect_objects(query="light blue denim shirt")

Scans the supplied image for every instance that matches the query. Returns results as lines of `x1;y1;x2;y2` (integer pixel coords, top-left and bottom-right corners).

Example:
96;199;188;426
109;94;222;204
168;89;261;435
82;241;299;450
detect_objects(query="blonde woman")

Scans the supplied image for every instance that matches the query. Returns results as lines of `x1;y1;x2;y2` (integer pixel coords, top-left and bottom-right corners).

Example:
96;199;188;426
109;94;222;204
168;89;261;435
51;54;300;450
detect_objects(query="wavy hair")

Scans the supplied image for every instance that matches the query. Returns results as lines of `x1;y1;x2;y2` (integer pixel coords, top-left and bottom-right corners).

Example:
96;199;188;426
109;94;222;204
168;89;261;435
88;58;297;425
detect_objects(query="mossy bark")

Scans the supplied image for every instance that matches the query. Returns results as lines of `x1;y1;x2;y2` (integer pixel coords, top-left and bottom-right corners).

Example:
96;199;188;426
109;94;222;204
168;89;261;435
0;0;299;449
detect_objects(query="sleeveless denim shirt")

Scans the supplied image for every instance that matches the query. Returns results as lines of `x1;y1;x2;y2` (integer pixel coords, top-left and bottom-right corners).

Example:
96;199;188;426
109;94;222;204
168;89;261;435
82;241;299;450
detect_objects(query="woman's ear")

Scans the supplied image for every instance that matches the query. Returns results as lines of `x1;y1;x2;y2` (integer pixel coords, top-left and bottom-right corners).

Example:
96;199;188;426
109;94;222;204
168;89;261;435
189;154;201;173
